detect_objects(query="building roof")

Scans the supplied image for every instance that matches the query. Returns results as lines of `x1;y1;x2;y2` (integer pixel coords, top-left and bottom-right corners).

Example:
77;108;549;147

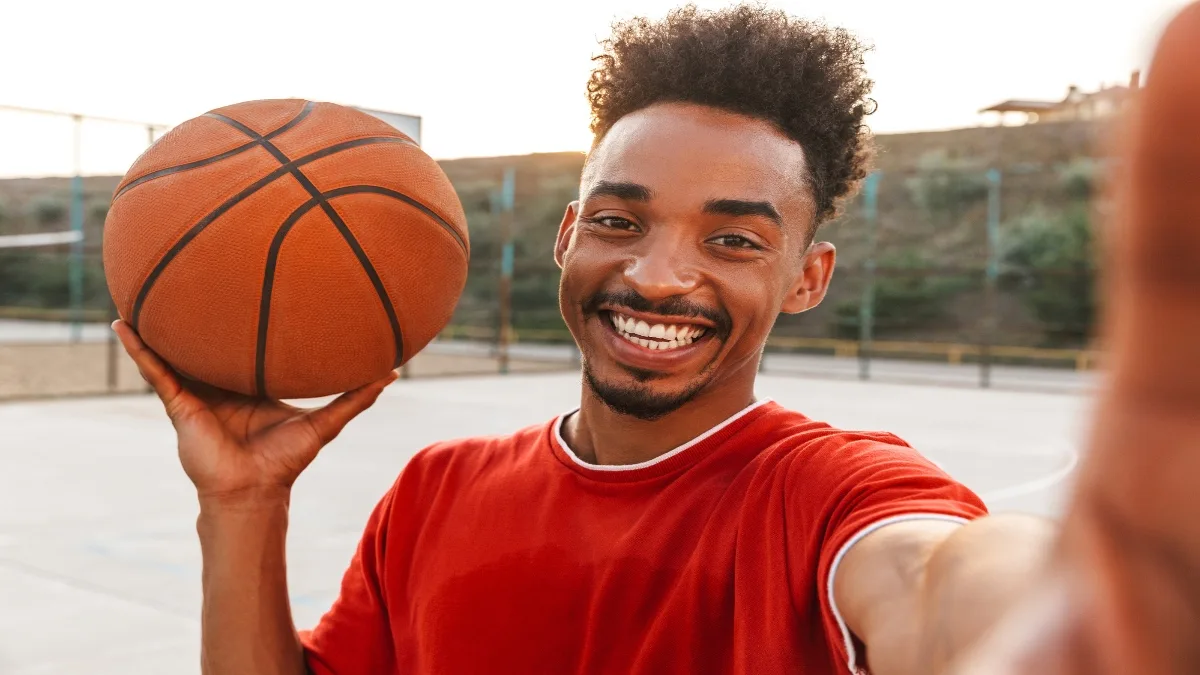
979;99;1061;114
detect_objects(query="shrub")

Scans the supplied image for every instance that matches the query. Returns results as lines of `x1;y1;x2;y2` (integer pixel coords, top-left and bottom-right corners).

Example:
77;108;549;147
834;248;973;339
31;197;67;226
905;151;989;218
1001;204;1096;346
1058;157;1099;201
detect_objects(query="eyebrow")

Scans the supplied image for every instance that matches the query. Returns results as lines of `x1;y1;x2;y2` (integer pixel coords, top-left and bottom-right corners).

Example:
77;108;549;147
703;198;783;227
584;180;653;202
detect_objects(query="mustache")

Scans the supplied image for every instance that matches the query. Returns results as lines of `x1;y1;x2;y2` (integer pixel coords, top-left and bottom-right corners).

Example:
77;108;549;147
581;289;733;339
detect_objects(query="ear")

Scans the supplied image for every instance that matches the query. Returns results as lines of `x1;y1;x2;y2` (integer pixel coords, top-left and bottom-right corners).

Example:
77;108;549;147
554;201;580;270
780;241;837;314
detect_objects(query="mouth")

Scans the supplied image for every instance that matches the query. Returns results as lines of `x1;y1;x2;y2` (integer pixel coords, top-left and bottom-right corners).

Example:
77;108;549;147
594;306;720;367
604;310;711;351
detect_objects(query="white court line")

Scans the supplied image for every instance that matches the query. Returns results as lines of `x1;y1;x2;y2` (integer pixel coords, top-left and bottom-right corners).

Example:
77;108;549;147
978;447;1080;504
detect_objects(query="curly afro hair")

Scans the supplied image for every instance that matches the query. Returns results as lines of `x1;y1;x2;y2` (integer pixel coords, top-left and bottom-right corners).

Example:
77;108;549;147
587;3;875;226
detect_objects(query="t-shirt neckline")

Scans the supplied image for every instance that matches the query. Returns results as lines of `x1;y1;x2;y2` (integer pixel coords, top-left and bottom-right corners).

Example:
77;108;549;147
549;398;775;482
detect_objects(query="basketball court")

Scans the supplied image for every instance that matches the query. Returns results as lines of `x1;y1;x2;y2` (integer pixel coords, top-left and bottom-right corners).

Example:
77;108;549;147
0;369;1093;674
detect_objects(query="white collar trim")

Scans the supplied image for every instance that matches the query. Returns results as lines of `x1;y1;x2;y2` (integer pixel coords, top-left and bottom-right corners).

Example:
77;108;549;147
553;398;773;472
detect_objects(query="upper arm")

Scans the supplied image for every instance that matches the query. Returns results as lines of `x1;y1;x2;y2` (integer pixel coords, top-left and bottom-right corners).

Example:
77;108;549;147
832;519;964;675
786;433;988;674
839;514;1057;675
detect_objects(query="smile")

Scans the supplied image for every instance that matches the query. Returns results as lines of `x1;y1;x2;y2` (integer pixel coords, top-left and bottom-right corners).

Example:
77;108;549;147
608;311;709;351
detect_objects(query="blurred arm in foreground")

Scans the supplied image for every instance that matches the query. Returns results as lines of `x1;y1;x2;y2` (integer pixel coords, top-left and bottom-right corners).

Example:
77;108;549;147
950;3;1200;672
836;4;1200;674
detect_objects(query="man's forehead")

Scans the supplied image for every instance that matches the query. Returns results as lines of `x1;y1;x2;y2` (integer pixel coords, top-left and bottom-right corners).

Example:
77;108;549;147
582;102;811;203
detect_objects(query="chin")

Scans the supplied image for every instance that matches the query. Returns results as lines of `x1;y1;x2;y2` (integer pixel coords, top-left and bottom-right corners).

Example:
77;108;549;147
583;359;711;421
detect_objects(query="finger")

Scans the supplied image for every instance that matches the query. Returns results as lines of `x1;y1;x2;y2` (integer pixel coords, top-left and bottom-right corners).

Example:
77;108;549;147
303;370;399;445
112;320;194;414
1104;1;1200;405
111;317;207;422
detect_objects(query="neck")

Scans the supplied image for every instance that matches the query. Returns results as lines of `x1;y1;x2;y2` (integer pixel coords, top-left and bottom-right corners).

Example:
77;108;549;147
563;370;759;466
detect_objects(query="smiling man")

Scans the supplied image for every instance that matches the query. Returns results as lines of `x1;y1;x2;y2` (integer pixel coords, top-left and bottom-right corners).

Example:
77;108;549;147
115;5;1075;675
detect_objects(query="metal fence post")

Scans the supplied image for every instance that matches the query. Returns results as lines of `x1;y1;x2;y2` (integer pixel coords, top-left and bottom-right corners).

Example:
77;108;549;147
858;171;881;381
981;167;1002;388
496;168;515;375
69;115;85;343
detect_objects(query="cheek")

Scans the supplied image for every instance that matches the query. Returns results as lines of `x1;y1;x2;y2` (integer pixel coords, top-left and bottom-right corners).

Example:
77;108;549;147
560;241;621;296
721;274;786;336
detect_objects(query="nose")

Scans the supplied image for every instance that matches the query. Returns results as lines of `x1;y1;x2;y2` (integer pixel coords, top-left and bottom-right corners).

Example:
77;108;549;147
622;230;699;301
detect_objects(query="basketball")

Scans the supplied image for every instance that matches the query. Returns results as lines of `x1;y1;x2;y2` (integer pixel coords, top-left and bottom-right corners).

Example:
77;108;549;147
101;99;469;399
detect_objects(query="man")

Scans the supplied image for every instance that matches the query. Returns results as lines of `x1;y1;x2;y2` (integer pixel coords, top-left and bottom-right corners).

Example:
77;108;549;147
115;3;1200;674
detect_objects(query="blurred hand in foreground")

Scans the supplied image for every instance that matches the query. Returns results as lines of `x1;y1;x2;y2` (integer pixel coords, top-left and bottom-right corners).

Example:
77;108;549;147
951;3;1200;673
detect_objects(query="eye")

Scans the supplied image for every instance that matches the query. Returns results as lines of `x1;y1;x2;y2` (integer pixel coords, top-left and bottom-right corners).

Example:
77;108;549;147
709;234;763;250
581;215;640;232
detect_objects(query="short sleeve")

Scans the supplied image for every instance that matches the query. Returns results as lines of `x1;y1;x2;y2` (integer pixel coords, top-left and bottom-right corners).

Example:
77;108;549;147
788;432;988;675
301;484;399;675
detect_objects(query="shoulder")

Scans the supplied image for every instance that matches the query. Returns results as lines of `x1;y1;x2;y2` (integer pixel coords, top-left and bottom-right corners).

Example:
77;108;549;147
751;402;922;466
751;403;974;502
387;418;556;501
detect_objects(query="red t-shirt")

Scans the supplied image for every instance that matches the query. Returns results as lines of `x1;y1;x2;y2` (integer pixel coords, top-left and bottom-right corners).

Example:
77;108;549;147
301;399;986;675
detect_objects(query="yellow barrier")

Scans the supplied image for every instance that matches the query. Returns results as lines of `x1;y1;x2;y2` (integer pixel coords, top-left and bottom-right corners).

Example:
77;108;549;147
436;326;1102;372
0;316;1097;371
765;335;1101;371
0;306;112;322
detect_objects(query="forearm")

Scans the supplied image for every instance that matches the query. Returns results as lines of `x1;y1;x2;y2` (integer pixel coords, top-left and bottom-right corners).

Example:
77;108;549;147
197;492;308;675
916;513;1057;673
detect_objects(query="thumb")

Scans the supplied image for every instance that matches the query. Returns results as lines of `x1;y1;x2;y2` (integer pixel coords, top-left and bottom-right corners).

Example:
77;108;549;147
303;370;399;446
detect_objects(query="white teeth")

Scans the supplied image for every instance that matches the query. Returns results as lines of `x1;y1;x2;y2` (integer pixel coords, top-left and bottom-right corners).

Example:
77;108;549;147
609;312;709;350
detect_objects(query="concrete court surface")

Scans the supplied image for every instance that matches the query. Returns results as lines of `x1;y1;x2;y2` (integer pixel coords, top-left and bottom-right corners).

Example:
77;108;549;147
0;370;1095;674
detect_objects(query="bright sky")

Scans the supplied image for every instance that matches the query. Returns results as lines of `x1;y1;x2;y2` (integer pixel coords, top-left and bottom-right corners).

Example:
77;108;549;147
0;0;1190;177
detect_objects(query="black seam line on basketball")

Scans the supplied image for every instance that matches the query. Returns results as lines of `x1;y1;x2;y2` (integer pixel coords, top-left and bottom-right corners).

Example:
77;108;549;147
112;139;262;202
113;102;316;202
128;136;412;329
288;170;406;369
323;185;467;256
263;101;316;140
207;114;466;256
254;190;327;396
252;184;450;394
315;198;406;369
205;113;409;371
204;112;266;141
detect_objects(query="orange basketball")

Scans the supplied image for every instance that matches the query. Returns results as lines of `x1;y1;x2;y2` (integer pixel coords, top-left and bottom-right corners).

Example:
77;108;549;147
102;99;469;399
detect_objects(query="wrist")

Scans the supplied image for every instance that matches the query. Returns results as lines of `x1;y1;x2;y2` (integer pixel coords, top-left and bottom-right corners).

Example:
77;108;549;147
197;485;292;514
196;488;291;554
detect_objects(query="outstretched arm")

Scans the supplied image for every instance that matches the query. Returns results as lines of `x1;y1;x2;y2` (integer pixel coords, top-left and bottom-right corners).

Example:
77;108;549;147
839;3;1200;673
833;515;1055;675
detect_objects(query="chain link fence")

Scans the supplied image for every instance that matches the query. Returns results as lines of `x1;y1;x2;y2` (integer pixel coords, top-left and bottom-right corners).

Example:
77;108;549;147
0;111;1104;399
